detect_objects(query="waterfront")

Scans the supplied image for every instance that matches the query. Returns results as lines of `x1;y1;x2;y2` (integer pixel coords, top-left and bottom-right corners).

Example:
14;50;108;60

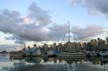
0;54;108;71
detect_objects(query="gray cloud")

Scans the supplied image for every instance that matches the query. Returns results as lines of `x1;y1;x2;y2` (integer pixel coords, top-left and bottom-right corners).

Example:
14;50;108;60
0;2;105;43
0;9;22;34
70;0;108;15
0;3;70;42
71;25;104;40
0;3;52;42
28;3;51;26
48;24;68;41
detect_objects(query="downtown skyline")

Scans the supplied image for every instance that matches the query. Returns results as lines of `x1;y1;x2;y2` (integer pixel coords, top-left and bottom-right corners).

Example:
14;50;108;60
0;0;108;51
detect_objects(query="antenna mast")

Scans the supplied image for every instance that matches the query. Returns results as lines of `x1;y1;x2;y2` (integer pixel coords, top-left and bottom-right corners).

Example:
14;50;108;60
68;21;71;42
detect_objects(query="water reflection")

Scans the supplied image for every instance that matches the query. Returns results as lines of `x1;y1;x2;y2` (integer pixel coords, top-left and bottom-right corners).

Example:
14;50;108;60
1;55;108;71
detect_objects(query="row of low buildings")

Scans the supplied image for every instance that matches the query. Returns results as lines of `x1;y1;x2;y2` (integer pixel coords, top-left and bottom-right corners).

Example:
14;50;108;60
21;41;82;54
10;37;108;58
82;37;108;52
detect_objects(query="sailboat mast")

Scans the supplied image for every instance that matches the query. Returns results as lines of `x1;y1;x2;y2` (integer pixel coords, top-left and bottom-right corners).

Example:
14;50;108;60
20;31;25;49
68;21;71;42
73;33;75;43
20;32;22;48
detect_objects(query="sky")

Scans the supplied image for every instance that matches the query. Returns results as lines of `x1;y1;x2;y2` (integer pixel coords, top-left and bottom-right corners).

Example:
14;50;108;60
0;0;108;51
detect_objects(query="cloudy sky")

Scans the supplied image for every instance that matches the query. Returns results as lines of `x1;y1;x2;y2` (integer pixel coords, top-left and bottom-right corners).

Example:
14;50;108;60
0;0;108;51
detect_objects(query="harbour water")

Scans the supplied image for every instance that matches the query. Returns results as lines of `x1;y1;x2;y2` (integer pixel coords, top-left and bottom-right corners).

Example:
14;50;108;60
0;54;108;71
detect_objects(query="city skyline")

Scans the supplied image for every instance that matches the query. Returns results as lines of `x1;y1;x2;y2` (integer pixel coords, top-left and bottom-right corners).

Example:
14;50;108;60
0;0;108;51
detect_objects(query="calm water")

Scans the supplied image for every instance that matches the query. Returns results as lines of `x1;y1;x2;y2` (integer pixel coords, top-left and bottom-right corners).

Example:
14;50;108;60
0;54;108;71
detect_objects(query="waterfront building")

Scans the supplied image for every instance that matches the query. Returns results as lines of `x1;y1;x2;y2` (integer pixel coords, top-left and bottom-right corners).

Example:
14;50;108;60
63;41;81;53
98;38;107;51
82;42;87;50
90;39;98;51
86;42;93;51
22;44;41;56
106;37;108;45
33;44;37;48
58;43;64;52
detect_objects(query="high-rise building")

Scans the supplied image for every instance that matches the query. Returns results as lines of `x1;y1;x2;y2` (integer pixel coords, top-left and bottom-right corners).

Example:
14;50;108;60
106;37;108;45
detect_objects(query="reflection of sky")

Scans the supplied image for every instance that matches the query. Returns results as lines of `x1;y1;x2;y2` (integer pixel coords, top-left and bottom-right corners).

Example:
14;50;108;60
0;54;10;62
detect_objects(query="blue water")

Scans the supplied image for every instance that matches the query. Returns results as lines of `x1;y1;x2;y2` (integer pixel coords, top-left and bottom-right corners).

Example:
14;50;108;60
0;54;108;71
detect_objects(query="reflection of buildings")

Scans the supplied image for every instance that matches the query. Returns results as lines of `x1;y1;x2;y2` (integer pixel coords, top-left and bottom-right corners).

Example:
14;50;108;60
9;57;107;71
